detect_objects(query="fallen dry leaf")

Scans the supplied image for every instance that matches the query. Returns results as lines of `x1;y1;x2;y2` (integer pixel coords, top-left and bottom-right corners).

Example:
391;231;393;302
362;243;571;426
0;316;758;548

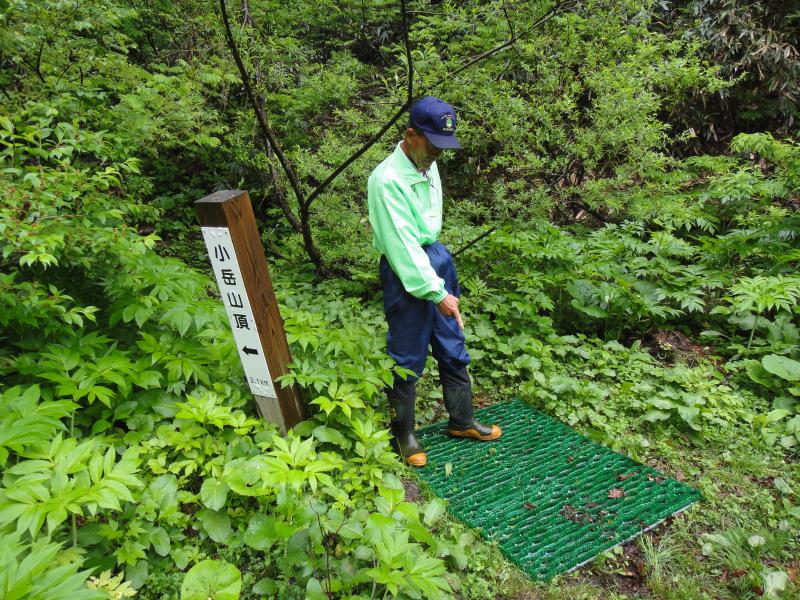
608;488;626;499
635;560;645;576
616;472;636;481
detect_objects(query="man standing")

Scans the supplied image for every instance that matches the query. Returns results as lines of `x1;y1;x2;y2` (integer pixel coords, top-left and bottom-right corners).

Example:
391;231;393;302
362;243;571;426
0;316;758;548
368;96;502;467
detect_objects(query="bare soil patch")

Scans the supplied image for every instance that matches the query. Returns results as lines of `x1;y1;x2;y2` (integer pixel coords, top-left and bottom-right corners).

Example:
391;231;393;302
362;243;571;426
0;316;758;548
642;330;713;367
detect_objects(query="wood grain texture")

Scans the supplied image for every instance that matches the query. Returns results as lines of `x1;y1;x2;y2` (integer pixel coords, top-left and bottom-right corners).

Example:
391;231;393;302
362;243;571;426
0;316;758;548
254;394;287;432
195;190;305;431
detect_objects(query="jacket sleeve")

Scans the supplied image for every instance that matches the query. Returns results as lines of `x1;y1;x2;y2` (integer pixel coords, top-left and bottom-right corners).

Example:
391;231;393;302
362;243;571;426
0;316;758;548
370;179;448;303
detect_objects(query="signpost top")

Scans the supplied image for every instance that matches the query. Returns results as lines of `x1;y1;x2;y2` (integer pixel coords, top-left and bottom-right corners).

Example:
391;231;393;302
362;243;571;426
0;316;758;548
195;189;248;205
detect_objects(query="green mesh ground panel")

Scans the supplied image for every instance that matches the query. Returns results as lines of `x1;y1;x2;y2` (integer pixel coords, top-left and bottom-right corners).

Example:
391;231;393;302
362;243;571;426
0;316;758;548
415;399;701;580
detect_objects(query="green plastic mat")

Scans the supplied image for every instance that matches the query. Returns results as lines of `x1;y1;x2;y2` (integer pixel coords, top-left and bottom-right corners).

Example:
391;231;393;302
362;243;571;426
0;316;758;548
415;399;701;580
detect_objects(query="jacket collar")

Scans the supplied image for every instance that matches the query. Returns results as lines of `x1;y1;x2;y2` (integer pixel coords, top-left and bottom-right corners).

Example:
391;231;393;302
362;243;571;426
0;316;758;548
392;142;428;185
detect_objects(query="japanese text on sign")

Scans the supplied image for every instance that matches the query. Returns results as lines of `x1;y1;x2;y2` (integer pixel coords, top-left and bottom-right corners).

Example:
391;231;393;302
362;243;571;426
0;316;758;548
201;227;276;398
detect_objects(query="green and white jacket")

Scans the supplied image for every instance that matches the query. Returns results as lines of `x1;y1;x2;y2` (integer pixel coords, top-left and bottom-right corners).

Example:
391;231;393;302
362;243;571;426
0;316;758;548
368;143;448;303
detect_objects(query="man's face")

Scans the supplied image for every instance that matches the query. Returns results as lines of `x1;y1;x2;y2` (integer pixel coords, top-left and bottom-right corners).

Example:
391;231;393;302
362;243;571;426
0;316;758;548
404;128;443;170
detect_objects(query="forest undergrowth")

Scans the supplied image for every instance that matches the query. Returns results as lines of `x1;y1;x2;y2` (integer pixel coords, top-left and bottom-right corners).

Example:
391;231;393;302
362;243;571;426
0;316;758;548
1;0;799;599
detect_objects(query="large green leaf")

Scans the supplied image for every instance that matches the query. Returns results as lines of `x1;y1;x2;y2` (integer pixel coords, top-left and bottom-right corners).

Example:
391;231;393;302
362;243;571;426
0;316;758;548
746;360;777;388
422;498;447;527
180;560;241;600
200;478;229;511
305;578;327;600
243;514;276;551
197;509;231;543
570;299;608;319
762;354;800;382
762;570;788;598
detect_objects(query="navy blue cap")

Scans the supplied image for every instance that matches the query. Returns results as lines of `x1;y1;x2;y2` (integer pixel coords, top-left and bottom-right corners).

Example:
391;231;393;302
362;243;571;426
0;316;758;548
409;96;462;149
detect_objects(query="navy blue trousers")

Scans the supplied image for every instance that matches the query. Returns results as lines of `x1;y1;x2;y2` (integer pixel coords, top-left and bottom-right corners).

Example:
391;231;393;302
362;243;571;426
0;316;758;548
380;242;470;380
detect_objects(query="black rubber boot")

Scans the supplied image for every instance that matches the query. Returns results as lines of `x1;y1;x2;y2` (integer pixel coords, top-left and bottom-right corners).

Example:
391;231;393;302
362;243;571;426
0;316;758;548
441;367;502;441
386;376;426;466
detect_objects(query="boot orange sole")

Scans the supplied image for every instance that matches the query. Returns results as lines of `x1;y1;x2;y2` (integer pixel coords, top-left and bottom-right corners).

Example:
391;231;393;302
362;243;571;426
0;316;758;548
405;452;427;467
447;425;503;441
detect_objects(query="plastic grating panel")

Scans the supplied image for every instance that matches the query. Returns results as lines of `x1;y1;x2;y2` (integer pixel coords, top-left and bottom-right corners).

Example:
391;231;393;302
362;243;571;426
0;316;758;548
415;399;701;581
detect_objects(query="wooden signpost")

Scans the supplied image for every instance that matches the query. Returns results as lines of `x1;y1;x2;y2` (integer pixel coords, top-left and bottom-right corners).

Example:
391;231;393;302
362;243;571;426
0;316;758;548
195;189;304;433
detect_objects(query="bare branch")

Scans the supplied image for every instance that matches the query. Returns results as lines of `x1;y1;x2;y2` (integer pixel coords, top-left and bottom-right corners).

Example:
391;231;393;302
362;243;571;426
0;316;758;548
34;42;46;82
241;0;257;28
17;56;46;83
266;142;302;233
219;0;307;210
220;0;325;270
502;1;517;40
304;0;414;209
430;0;577;90
265;236;289;261
501;1;524;61
453;227;497;258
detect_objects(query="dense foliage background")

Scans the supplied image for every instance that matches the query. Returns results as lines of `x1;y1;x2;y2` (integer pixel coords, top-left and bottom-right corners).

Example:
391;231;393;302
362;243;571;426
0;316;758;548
1;0;798;598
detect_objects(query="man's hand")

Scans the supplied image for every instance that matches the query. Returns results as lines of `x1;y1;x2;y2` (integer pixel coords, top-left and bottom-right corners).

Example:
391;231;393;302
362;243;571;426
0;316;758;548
436;293;464;330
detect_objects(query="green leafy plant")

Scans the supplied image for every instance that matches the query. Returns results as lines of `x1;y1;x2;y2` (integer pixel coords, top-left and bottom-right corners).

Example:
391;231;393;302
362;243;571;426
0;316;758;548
0;529;106;600
701;528;794;599
0;435;142;537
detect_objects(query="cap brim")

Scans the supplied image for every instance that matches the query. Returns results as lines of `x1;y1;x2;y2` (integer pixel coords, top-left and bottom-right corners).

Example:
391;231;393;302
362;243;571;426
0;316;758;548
423;130;462;149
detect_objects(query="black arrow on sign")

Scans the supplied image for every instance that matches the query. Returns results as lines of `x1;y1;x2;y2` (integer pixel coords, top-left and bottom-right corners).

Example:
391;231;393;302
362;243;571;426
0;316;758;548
242;346;259;356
